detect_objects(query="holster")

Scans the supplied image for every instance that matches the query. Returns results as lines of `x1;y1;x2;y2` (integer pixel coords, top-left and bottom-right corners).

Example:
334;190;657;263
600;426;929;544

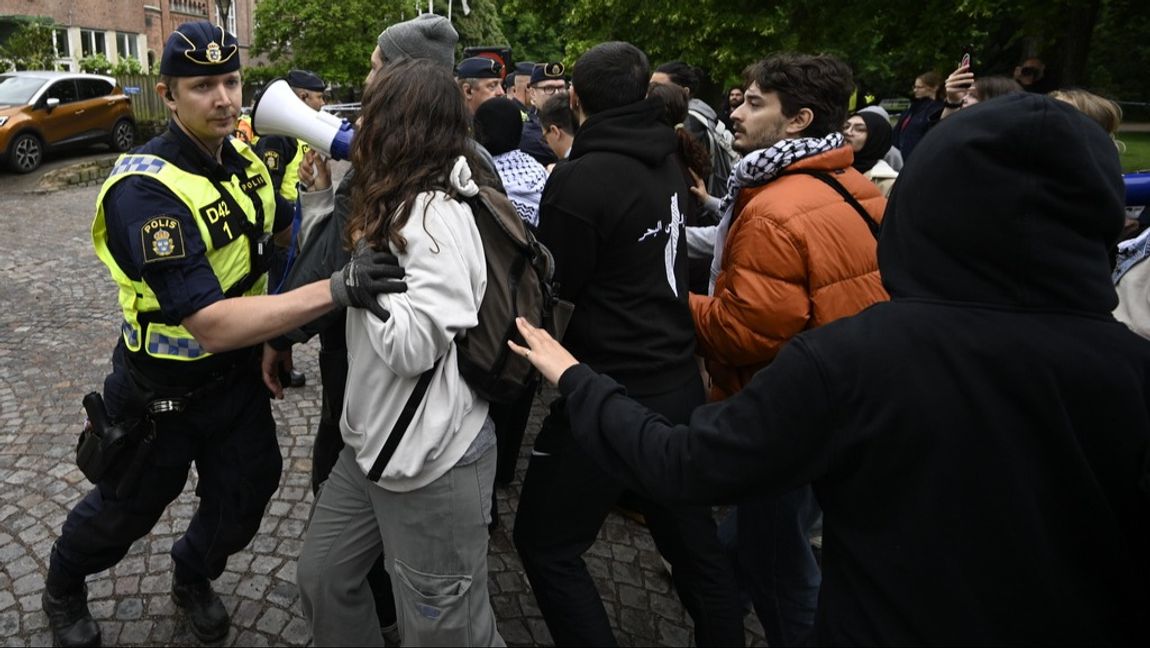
76;391;150;491
76;389;175;499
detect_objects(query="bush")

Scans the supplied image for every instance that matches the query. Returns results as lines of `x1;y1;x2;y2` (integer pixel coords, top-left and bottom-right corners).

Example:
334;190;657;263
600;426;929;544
0;20;56;71
110;57;143;75
79;54;113;75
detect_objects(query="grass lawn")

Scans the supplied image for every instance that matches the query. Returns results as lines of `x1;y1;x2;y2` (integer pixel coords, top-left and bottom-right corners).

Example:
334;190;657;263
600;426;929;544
1120;132;1150;173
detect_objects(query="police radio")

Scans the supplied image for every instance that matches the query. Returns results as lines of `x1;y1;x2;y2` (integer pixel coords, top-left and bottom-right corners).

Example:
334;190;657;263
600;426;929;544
250;78;355;160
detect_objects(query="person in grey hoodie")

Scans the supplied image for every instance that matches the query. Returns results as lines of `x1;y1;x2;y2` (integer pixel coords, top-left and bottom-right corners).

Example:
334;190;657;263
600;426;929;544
295;59;504;647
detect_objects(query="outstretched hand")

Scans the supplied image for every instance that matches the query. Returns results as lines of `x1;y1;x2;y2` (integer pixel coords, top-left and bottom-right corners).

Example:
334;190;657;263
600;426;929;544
330;242;406;321
507;317;579;386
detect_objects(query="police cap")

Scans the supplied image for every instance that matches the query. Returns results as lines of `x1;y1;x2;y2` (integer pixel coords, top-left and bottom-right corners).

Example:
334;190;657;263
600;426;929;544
286;69;326;92
514;61;535;76
160;21;240;77
530;62;566;86
456;57;504;79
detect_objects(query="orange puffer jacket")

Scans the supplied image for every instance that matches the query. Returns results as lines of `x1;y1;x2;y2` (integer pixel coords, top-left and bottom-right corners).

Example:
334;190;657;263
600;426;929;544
690;145;889;400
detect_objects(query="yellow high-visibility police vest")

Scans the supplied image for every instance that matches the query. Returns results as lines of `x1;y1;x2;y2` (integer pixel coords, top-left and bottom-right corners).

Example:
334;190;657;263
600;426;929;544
259;137;308;202
279;138;309;202
91;142;277;362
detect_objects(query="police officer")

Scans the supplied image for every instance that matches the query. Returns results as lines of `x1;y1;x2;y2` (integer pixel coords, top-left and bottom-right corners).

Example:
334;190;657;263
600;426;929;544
519;62;567;166
41;22;405;647
455;56;505;115
256;69;330;388
257;69;327;205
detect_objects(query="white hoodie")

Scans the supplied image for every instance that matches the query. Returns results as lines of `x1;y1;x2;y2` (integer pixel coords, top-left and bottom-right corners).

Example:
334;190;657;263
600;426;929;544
341;159;489;492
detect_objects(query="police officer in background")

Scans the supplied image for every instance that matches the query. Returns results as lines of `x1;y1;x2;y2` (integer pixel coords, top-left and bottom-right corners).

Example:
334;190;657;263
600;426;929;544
256;69;328;205
519;62;567;166
42;22;405;647
256;69;330;388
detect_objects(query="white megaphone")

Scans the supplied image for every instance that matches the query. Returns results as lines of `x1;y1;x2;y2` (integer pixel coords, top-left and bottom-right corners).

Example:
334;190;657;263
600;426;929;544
250;78;355;160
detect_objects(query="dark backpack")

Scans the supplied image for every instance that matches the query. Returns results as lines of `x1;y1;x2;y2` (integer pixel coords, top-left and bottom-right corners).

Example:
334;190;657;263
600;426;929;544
457;186;560;403
688;108;740;196
365;186;566;482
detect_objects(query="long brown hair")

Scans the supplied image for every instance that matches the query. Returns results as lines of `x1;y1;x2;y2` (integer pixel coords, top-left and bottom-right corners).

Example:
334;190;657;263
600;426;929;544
648;81;711;182
347;58;479;253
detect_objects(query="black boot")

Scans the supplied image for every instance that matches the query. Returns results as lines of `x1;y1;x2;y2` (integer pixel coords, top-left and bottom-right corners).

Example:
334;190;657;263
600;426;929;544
42;585;101;647
171;578;229;643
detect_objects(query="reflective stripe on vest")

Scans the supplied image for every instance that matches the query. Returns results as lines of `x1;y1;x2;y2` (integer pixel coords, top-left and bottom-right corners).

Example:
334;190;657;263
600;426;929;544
92;140;276;362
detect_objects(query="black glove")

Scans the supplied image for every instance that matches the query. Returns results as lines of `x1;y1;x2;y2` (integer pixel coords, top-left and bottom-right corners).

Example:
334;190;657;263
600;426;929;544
330;245;406;321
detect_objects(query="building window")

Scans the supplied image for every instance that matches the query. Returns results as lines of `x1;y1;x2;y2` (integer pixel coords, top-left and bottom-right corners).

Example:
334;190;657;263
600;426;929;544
172;1;209;16
116;32;139;60
80;30;107;58
53;29;70;58
226;1;237;36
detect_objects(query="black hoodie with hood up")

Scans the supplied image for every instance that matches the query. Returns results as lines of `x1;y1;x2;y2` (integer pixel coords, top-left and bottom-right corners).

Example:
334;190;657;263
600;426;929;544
555;93;1150;644
537;96;697;396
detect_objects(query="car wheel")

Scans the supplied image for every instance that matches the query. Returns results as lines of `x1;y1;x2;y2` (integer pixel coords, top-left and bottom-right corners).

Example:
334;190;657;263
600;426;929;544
109;119;136;152
7;132;43;173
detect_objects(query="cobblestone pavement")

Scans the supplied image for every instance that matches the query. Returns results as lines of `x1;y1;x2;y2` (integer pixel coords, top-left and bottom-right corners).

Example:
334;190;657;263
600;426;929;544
0;181;767;646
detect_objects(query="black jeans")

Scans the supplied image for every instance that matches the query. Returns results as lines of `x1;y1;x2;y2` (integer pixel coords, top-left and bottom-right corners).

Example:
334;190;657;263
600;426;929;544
51;358;282;587
513;376;744;647
737;486;821;647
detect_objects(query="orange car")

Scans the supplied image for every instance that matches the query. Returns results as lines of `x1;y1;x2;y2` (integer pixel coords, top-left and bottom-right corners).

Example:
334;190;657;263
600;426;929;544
0;71;136;174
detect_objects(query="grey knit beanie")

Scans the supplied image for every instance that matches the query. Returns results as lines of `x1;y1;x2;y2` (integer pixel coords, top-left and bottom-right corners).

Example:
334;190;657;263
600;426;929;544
377;14;458;69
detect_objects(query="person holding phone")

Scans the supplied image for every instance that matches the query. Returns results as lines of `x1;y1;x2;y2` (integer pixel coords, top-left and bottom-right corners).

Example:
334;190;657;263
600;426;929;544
941;54;1023;121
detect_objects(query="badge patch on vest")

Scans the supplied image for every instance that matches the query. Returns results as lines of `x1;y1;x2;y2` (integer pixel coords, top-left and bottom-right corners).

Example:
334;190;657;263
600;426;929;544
200;199;244;249
141;216;186;263
239;174;268;193
263;150;281;171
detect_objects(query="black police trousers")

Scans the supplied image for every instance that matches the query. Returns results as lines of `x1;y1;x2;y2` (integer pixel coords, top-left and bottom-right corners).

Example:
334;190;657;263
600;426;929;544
50;353;282;587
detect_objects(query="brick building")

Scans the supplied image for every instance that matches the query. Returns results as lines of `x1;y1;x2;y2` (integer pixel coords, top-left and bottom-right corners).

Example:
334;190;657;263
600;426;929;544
0;0;257;72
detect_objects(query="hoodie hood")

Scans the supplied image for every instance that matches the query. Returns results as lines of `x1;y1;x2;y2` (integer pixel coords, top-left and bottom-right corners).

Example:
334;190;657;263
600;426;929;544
570;96;678;167
688;97;717;123
878;93;1124;314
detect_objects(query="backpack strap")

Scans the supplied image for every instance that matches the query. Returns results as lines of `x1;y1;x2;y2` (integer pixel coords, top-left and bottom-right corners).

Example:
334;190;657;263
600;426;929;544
781;169;881;240
366;361;438;482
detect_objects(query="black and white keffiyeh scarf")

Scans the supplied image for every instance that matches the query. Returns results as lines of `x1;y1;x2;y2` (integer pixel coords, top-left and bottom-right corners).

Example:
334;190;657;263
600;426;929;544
493;150;549;228
708;132;845;293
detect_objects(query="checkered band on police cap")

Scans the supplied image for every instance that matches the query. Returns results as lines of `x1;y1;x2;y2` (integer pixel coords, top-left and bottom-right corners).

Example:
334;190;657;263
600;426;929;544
160;21;240;76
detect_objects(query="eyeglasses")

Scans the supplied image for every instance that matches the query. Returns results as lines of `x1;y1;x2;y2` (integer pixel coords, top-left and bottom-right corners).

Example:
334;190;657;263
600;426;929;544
532;85;567;95
1020;66;1040;76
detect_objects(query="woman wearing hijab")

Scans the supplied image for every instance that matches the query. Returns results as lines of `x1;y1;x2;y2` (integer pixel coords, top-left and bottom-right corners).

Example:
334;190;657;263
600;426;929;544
844;111;899;198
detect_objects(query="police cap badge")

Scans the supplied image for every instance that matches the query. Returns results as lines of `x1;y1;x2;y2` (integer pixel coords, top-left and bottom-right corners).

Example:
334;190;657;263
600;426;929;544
160;21;240;77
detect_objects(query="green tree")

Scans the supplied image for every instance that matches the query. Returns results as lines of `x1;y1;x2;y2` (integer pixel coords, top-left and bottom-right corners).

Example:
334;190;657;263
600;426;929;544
495;0;565;64
252;0;407;89
1086;0;1150;104
453;0;507;52
0;19;57;71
